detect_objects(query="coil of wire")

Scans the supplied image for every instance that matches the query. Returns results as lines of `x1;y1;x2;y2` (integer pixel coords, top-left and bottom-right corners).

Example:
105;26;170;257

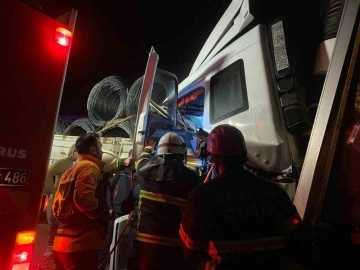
55;119;70;135
322;0;345;41
101;117;136;138
63;118;95;136
87;76;128;127
125;75;167;116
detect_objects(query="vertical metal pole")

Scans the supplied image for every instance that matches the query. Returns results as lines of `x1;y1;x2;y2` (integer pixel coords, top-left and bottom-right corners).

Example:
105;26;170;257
294;0;360;220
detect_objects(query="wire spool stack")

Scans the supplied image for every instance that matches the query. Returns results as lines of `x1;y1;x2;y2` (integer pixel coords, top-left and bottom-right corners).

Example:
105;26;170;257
63;118;95;136
125;75;167;116
55;119;70;135
99;116;136;138
87;76;128;127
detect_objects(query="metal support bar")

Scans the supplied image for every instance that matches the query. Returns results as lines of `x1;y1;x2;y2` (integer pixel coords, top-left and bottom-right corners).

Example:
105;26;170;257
294;0;360;220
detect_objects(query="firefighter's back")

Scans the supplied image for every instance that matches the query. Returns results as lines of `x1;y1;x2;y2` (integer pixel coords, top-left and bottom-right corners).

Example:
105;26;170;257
138;160;199;240
192;168;296;269
132;134;200;270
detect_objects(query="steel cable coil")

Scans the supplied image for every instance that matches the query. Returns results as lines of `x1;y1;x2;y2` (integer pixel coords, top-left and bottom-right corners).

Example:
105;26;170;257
125;75;167;116
322;0;345;41
101;117;136;138
55;119;70;135
63;118;96;136
87;76;128;127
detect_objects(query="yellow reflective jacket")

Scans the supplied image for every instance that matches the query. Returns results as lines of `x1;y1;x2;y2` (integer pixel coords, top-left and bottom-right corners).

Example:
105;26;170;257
52;154;106;252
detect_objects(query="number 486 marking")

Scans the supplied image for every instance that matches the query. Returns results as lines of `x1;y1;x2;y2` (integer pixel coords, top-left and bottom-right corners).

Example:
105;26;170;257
4;171;28;184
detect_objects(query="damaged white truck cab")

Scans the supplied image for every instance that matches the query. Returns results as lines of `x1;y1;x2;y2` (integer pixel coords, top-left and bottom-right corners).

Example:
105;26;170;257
115;1;360;269
178;24;292;175
177;0;332;179
134;0;352;197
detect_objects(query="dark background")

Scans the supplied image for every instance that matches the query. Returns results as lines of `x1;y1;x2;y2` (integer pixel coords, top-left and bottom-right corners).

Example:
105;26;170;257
37;0;231;115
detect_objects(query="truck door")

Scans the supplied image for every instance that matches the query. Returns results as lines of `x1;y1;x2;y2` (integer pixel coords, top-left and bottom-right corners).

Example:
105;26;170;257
133;47;181;159
0;1;76;269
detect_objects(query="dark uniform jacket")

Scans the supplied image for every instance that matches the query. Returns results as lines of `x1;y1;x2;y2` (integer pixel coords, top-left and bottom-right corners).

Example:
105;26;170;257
135;148;200;247
106;164;134;215
180;168;298;269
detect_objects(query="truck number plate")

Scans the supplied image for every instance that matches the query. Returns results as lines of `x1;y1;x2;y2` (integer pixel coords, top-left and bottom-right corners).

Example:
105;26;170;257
0;168;30;186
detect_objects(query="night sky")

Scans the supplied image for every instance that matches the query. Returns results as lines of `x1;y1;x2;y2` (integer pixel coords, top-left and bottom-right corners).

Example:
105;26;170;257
41;0;231;116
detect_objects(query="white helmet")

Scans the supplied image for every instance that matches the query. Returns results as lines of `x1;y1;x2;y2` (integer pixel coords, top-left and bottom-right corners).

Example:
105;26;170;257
157;132;186;156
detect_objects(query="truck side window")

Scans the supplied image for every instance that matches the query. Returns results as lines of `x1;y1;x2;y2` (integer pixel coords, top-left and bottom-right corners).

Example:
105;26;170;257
210;59;248;124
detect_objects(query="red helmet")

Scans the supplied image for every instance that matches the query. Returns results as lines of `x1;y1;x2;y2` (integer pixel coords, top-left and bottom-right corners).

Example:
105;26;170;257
207;124;247;156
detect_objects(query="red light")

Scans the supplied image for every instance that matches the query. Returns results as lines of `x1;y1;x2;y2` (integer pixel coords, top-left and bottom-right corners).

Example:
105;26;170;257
292;217;300;225
10;231;36;270
54;27;72;47
11;262;30;270
15;231;36;245
12;245;31;264
11;244;33;269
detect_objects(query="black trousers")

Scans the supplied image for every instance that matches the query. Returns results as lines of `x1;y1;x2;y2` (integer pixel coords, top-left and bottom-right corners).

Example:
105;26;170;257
53;250;99;270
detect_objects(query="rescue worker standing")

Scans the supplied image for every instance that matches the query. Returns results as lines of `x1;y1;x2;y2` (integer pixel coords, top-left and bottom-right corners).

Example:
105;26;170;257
52;133;107;270
180;124;301;269
98;150;134;267
107;151;134;218
44;144;78;255
132;133;199;270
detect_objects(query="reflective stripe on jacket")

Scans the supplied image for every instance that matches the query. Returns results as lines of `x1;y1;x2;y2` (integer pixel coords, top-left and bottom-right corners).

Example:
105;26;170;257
140;189;187;206
180;168;298;269
180;223;285;252
180;222;285;269
135;148;199;247
52;154;106;252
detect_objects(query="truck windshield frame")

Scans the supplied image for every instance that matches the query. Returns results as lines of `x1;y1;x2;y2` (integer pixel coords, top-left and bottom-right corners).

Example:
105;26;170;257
209;59;248;124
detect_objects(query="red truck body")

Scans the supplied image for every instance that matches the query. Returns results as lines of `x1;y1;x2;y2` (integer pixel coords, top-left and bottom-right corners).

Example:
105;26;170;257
0;1;75;269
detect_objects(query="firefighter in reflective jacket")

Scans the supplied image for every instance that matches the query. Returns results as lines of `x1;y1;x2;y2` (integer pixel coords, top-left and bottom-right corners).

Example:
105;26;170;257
180;124;301;269
132;132;199;270
52;133;108;270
